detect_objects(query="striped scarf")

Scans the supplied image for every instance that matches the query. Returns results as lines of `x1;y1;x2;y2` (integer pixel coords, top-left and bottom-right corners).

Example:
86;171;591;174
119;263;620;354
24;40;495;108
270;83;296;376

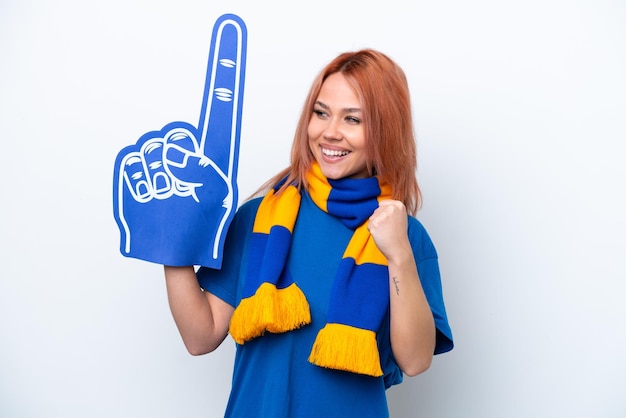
229;162;392;377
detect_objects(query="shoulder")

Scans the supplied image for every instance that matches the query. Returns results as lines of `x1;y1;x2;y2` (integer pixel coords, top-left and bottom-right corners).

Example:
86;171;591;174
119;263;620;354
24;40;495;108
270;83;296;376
220;197;263;243
237;196;263;217
407;216;438;261
232;196;263;226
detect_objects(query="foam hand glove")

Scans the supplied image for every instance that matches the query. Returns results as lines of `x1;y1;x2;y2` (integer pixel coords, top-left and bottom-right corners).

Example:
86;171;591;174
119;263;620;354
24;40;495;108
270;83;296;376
113;14;247;268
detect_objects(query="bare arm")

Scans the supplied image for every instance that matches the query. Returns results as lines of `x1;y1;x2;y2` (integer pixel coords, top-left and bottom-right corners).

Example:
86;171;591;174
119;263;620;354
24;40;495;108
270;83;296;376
368;200;436;376
164;265;234;355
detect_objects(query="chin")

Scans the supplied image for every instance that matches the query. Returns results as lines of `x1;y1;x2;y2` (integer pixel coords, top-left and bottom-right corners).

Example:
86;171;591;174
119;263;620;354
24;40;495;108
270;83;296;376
318;166;345;180
324;170;361;181
316;158;368;180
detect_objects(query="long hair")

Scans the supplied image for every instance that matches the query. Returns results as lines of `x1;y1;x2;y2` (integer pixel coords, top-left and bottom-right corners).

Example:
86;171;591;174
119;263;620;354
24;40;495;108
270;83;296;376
258;49;421;215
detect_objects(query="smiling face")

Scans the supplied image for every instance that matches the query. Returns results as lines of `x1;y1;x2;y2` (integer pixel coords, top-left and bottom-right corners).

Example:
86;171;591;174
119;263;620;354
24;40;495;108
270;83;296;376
308;72;370;180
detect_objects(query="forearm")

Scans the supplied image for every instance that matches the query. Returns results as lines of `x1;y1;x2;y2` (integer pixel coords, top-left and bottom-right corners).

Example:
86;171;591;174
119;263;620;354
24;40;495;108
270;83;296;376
388;249;436;376
164;265;231;355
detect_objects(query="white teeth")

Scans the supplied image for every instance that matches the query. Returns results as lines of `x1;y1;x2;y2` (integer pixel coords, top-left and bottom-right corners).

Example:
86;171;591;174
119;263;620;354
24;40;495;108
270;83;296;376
322;148;349;157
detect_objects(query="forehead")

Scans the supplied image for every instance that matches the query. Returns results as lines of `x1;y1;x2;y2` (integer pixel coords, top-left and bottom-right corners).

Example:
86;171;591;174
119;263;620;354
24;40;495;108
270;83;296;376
317;73;361;109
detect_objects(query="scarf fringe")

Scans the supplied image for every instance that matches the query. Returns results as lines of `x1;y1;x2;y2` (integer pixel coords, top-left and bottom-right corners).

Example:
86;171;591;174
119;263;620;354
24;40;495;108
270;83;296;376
308;323;384;377
230;282;310;345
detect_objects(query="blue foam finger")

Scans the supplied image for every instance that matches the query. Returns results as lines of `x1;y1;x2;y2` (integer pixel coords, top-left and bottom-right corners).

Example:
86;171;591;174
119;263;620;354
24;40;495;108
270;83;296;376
112;14;247;268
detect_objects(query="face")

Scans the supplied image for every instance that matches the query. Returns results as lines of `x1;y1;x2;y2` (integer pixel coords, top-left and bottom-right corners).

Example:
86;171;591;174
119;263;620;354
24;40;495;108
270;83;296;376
308;72;370;180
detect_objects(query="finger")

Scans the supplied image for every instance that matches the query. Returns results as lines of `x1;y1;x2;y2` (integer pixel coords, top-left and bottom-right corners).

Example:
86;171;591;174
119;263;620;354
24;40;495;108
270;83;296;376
163;127;200;169
141;138;173;199
163;127;227;184
377;200;407;218
120;152;151;203
197;14;247;180
377;199;404;209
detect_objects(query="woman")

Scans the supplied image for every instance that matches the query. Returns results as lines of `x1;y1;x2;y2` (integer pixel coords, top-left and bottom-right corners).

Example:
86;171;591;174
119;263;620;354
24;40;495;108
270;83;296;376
165;49;453;417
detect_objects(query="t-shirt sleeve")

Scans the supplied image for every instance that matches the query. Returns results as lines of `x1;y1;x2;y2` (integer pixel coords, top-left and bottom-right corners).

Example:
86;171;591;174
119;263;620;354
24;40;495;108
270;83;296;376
196;198;262;307
408;217;454;355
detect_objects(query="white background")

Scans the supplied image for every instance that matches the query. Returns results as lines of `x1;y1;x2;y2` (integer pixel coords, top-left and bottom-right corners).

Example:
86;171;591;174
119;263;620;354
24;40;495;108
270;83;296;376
1;0;625;417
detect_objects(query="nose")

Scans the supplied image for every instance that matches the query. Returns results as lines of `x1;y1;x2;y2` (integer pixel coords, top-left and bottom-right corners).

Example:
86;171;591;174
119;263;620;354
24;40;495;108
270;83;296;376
323;118;343;141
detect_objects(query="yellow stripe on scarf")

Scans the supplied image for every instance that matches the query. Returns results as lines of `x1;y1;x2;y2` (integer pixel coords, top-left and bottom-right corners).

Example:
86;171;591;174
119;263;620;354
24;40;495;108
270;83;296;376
252;186;301;234
342;222;388;266
307;163;332;213
377;182;393;204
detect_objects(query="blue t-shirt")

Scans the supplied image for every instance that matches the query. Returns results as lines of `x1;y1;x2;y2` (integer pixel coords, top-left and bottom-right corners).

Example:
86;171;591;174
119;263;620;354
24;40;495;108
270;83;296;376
197;192;453;418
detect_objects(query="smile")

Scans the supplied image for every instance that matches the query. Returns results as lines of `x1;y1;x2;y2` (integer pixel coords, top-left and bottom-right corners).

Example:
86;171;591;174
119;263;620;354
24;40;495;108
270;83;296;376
321;147;350;157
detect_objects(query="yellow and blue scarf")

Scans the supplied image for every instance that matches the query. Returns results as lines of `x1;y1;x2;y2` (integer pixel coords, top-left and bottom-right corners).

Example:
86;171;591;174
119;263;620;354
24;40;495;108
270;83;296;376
229;162;392;377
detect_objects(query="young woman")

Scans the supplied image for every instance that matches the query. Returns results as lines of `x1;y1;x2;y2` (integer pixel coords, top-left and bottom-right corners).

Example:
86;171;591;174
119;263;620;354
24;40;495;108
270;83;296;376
165;49;453;417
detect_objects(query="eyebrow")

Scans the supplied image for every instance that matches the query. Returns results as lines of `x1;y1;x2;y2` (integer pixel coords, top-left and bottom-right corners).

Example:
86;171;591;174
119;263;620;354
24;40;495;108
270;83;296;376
314;100;362;114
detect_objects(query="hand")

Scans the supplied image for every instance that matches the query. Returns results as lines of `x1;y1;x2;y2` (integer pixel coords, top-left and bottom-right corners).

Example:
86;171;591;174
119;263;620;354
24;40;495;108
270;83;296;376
113;14;247;268
368;200;411;263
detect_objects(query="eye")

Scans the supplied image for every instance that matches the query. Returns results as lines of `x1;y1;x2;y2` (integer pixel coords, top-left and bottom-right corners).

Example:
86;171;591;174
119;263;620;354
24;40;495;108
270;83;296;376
345;116;361;124
312;108;328;118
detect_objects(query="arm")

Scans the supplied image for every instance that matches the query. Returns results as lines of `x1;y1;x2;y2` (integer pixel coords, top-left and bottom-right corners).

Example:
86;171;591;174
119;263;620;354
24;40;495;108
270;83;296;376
164;265;234;355
368;200;436;376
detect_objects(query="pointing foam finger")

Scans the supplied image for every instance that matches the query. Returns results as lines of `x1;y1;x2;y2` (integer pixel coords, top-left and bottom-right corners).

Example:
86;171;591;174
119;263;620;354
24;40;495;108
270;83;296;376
197;14;247;180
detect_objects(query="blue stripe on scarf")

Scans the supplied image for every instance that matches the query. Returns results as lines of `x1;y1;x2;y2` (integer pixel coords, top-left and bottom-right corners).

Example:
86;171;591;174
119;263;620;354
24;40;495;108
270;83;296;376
327;177;381;229
242;226;293;298
325;260;390;330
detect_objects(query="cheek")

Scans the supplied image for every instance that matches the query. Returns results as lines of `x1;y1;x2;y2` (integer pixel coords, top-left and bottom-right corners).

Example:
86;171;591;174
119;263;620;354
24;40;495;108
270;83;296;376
307;127;317;154
306;121;318;140
343;132;365;154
